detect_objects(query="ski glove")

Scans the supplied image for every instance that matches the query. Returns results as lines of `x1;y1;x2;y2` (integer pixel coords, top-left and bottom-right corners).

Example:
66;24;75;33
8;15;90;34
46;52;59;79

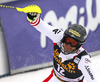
27;12;40;21
27;5;42;21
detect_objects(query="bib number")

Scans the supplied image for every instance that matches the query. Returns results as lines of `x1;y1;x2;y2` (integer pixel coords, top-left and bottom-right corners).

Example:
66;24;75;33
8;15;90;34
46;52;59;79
57;64;65;76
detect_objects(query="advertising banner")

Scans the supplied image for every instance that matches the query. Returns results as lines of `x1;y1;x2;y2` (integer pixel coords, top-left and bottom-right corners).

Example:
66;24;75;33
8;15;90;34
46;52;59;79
0;0;100;72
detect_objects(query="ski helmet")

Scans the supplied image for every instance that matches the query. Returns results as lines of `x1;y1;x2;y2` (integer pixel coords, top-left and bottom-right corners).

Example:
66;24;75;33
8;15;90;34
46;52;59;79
61;24;87;48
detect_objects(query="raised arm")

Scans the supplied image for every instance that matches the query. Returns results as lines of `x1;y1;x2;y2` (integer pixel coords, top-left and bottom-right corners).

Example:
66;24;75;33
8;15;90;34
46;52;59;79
27;6;63;43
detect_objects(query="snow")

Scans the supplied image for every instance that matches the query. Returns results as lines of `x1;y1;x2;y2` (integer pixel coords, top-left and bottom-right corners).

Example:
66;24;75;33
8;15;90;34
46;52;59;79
0;54;100;82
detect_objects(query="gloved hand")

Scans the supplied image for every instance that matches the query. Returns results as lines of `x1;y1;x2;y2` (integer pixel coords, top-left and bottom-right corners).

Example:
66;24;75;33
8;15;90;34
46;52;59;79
27;12;40;21
26;5;42;21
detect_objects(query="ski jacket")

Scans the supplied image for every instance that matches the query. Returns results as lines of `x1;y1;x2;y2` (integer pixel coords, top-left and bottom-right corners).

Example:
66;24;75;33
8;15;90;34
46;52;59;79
27;17;97;82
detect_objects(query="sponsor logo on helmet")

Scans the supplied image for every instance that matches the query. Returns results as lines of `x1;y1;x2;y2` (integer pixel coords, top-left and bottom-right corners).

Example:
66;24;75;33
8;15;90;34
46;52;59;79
69;29;81;37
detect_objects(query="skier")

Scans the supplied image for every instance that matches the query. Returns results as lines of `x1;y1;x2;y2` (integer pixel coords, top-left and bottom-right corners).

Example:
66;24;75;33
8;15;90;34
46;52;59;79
27;6;97;82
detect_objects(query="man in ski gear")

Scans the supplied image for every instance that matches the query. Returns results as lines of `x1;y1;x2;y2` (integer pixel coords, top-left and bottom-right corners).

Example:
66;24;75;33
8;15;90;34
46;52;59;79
27;5;97;82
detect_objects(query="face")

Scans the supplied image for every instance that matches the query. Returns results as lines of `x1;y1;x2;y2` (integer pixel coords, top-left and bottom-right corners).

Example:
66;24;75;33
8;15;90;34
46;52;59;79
63;37;79;53
64;43;76;53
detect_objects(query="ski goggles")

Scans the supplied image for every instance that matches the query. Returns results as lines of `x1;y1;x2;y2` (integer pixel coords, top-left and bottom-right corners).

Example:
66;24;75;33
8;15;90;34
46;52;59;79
64;37;79;47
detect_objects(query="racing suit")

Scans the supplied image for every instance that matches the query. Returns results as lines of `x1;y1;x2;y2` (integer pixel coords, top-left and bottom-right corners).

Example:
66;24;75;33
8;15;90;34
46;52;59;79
27;17;97;82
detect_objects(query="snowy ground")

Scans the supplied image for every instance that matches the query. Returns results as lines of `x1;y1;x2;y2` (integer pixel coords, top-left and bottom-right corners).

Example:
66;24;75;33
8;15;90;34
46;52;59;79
0;54;100;82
